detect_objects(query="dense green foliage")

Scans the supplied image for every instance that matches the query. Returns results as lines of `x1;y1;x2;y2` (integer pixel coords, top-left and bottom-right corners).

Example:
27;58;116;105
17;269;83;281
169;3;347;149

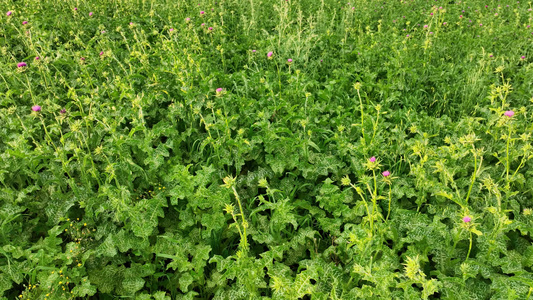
1;0;533;298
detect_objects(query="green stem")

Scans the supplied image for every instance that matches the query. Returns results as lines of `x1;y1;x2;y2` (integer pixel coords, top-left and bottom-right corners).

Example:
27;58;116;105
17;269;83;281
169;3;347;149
506;124;511;184
231;186;248;251
352;183;372;236
386;184;392;221
370;109;380;147
357;89;365;144
464;146;478;205
465;231;472;262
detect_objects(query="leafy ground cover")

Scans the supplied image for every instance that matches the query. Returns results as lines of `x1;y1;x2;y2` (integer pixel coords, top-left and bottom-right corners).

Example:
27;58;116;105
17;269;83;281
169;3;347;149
1;0;533;299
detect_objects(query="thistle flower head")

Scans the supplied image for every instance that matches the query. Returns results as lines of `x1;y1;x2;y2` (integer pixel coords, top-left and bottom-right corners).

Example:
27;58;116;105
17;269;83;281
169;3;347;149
60;108;66;114
521;56;526;60
32;105;41;112
341;175;351;186
222;175;236;188
463;216;471;223
17;62;27;68
369;156;376;163
216;88;223;93
22;21;28;25
258;178;268;188
267;51;273;58
99;51;104;55
504;110;515;117
287;58;293;63
89;12;93;16
6;11;12;16
200;11;205;14
382;170;390;177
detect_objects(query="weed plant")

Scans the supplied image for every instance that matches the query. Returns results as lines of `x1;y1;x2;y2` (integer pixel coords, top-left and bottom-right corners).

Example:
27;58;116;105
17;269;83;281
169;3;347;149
1;0;533;299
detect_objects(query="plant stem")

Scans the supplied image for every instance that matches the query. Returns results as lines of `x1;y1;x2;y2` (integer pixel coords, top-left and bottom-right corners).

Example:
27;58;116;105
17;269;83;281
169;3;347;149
232;186;248;251
357;89;365;144
464;145;478;205
386;183;392;221
465;231;472;262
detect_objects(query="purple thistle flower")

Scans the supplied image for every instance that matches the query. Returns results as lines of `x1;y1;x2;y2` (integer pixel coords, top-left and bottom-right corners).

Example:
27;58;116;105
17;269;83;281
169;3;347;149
74;7;78;11
17;62;27;68
267;51;273;58
382;171;390;177
462;216;471;223
287;58;293;63
369;156;376;162
504;110;515;117
521;56;526;59
200;11;205;14
424;24;428;28
129;22;133;25
100;51;104;56
185;17;191;21
252;49;256;53
32;105;41;112
201;23;205;26
208;26;213;31
35;56;39;60
89;12;93;16
6;11;12;16
22;21;28;25
216;88;223;93
60;108;66;114
169;28;174;32
80;57;85;61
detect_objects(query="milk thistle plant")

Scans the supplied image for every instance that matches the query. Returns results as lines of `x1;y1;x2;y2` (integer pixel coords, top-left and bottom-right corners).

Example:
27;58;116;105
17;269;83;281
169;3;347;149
2;0;533;299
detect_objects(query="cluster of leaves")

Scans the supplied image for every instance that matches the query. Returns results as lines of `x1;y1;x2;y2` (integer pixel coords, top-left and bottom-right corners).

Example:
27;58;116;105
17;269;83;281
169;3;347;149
1;0;533;299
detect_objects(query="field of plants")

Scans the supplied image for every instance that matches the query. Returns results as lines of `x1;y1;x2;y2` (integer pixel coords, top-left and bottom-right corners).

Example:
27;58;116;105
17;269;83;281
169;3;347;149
1;0;533;298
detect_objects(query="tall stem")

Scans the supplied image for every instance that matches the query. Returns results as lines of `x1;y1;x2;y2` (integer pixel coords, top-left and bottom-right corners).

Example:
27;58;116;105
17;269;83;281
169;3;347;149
231;186;248;251
464;145;478;205
465;231;472;262
386;184;392;221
